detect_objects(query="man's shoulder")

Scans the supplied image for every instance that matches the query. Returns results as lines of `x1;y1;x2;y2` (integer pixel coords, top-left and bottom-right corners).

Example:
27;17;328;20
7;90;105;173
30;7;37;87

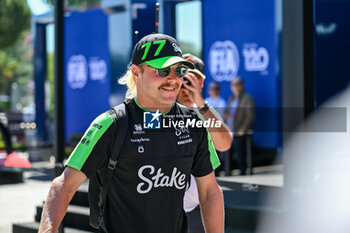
92;111;115;128
241;91;251;98
239;93;255;109
110;99;132;109
93;101;129;132
109;99;136;117
241;92;255;102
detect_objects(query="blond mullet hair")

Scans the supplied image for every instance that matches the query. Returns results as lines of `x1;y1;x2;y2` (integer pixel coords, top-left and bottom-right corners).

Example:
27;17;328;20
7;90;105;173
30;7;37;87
118;64;137;99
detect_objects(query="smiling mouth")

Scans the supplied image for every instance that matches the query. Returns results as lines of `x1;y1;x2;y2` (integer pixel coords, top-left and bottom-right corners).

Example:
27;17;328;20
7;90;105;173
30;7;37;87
160;84;179;91
162;87;176;91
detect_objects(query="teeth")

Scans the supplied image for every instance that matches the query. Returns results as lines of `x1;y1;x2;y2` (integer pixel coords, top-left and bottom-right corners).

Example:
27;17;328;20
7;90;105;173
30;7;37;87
163;87;174;90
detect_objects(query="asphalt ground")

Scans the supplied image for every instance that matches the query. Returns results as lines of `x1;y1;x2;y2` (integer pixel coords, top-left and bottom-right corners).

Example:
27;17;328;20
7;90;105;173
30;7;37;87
0;170;52;233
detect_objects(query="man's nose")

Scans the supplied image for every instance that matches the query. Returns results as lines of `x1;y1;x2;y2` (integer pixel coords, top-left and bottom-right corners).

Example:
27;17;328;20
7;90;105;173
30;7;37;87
167;68;177;79
167;68;182;83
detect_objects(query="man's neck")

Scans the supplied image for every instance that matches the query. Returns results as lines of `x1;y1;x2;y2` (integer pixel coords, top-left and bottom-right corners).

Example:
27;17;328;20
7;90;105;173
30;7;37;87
234;92;242;98
135;96;172;113
210;95;219;100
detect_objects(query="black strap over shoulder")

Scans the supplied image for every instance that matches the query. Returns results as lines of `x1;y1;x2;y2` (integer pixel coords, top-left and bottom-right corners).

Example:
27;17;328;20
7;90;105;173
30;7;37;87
97;102;129;227
108;103;129;168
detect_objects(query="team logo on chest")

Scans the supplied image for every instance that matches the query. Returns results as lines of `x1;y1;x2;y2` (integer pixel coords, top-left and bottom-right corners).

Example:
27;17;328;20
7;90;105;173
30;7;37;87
133;124;145;134
175;125;192;145
131;123;150;153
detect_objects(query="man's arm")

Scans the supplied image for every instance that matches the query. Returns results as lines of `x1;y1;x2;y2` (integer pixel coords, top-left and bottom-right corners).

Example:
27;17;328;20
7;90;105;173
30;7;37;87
183;73;233;151
200;108;233;151
195;172;224;233
38;167;87;233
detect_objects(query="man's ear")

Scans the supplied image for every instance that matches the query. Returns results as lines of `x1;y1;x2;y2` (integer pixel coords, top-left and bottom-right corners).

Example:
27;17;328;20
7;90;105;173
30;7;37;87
131;64;141;80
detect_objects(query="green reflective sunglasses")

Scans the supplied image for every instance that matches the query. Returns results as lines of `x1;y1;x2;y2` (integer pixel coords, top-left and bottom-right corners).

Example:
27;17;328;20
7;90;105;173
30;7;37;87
156;65;189;78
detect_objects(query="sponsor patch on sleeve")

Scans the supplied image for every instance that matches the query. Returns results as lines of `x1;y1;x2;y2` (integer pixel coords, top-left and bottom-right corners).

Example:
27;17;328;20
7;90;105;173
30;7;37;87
65;113;114;170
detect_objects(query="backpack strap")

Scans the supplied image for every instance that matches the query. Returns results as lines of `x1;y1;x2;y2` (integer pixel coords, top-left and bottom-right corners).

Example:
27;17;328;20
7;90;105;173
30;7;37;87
98;102;128;226
108;103;129;168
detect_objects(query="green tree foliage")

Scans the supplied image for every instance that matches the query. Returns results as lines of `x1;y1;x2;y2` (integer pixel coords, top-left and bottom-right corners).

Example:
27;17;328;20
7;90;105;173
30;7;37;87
47;52;54;119
0;33;34;110
0;131;5;149
0;0;31;49
0;52;19;90
0;0;32;110
45;0;100;9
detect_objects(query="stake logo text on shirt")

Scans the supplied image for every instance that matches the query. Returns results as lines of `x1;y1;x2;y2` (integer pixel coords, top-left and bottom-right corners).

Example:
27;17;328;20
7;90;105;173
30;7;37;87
137;165;187;194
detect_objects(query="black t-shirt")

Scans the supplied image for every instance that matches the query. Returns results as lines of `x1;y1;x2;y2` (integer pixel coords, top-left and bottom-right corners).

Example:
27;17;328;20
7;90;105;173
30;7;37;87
65;98;218;233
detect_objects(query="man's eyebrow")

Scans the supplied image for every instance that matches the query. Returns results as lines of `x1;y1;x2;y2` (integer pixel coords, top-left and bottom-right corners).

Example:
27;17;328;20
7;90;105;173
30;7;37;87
173;63;187;68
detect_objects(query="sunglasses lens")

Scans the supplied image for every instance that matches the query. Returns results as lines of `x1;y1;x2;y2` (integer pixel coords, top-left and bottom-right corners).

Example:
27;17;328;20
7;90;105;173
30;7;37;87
157;67;170;77
156;65;188;78
174;65;188;77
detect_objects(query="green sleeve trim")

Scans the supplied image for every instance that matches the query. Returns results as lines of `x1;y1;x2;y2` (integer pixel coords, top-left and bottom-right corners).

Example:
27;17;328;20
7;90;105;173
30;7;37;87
206;128;221;170
197;113;221;170
65;113;114;170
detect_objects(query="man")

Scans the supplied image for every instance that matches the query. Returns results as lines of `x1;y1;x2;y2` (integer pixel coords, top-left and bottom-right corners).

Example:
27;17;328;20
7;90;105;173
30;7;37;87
177;54;232;233
225;77;255;175
177;54;232;152
204;82;227;118
38;33;224;233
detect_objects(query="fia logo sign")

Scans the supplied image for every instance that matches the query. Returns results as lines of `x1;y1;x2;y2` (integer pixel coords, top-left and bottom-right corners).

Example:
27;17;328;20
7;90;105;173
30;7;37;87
242;46;269;72
208;40;239;82
143;110;161;129
67;55;88;89
89;57;107;81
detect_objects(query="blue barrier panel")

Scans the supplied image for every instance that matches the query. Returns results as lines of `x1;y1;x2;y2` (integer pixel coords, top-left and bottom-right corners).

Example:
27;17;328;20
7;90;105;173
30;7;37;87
203;0;281;148
108;0;158;105
34;23;48;142
315;0;350;106
64;9;111;141
132;0;158;40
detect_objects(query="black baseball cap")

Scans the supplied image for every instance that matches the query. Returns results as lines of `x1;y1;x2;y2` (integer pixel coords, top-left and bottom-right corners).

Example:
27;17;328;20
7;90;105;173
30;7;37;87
183;53;205;79
132;33;195;69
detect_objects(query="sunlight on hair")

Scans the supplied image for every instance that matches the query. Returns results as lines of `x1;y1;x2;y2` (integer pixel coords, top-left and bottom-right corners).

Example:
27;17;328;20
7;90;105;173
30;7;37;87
118;64;137;99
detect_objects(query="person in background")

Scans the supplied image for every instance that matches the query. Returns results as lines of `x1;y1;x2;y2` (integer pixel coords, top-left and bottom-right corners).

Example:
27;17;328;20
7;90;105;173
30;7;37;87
225;77;255;175
177;53;232;233
204;82;227;118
